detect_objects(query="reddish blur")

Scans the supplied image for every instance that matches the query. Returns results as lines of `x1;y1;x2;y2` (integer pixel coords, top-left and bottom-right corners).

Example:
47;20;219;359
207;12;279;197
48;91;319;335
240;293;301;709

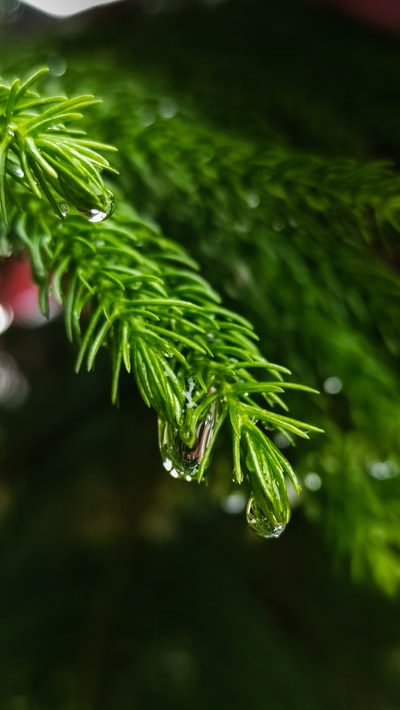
0;256;60;329
309;0;400;33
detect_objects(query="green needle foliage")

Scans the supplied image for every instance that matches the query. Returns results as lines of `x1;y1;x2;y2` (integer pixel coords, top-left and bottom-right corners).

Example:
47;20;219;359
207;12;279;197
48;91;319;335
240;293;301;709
0;68;321;539
0;68;116;223
1;0;400;594
1;5;400;708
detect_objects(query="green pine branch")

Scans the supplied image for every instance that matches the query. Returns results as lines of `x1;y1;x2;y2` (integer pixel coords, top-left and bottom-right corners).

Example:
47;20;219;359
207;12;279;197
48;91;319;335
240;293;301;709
0;67;116;223
0;68;321;538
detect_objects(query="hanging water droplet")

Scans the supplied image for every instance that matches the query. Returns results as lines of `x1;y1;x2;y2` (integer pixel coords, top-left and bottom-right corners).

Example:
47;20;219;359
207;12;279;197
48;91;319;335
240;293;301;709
158;398;218;481
246;495;286;539
9;165;24;179
47;54;67;77
78;193;114;223
162;456;180;478
58;202;69;218
159;419;200;480
82;208;108;223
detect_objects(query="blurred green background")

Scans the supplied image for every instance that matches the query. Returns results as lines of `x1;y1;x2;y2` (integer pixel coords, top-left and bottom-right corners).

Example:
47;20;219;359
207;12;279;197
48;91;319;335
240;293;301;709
0;0;400;708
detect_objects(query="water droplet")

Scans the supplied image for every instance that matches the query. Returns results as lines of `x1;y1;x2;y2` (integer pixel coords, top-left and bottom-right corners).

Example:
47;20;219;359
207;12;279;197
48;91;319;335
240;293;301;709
323;376;343;394
7;129;14;138
221;491;247;514
304;472;322;491
367;460;399;481
162;456;179;478
158;399;218;481
78;192;114;223
83;208;108;223
9;165;24;179
245;191;260;209
47;54;67;77
159;97;177;119
246;496;286;539
274;432;291;449
159;421;200;480
58;202;69;218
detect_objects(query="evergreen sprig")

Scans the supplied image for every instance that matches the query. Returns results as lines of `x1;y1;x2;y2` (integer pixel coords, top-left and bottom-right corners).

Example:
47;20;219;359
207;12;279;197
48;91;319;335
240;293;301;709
36;51;400;591
0;69;321;538
0;67;116;223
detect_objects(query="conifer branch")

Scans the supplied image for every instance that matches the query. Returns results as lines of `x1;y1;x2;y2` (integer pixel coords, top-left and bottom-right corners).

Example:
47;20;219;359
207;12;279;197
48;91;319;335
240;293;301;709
0;68;116;223
0;68;321;538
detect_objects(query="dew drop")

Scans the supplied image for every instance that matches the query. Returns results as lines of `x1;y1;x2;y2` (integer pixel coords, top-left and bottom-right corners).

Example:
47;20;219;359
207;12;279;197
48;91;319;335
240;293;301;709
158;398;218;481
58;202;69;218
274;432;291;449
323;376;343;394
9;165;24;179
245;191;260;209
367;460;399;481
246;495;286;539
47;54;67;77
78;193;114;223
159;97;177;119
83;208;108;223
221;491;247;514
304;472;322;491
163;456;179;478
159;419;200;480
